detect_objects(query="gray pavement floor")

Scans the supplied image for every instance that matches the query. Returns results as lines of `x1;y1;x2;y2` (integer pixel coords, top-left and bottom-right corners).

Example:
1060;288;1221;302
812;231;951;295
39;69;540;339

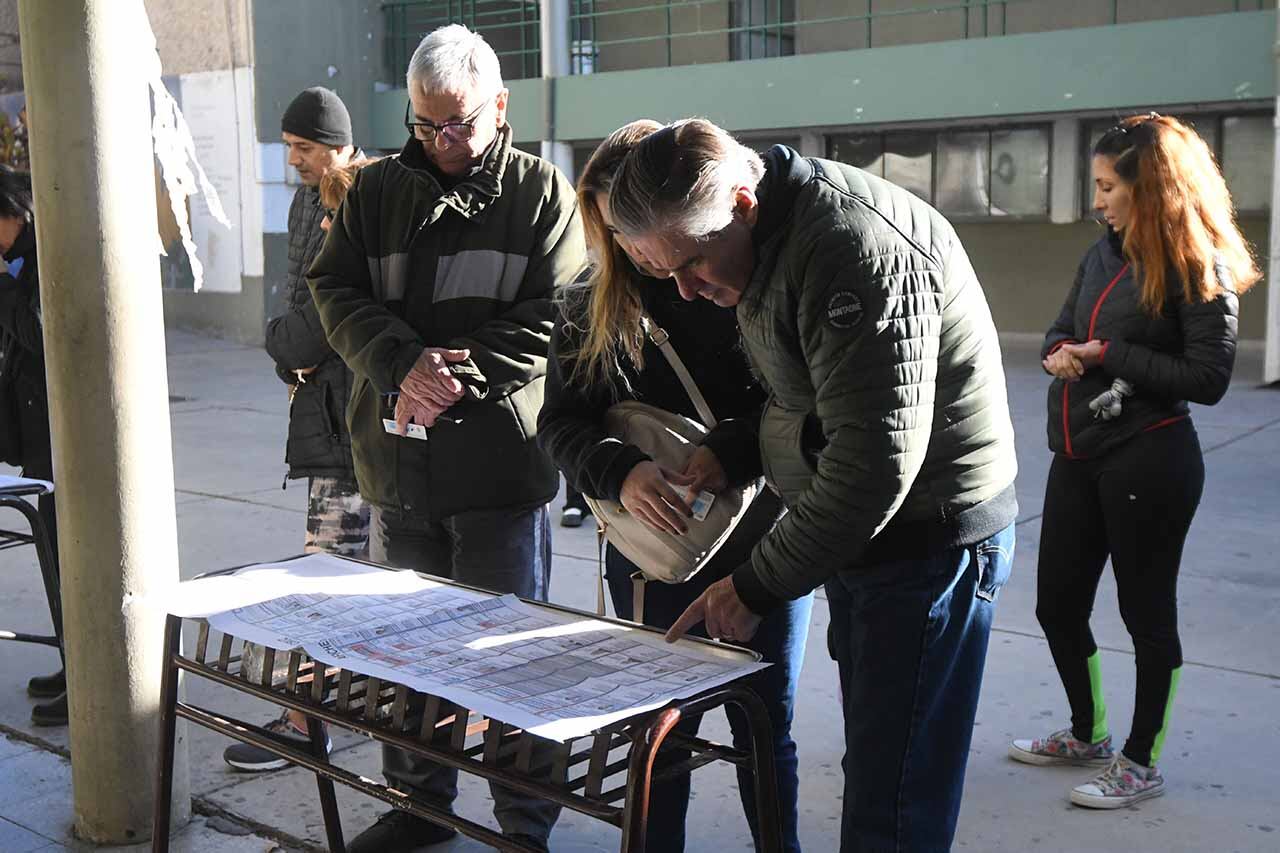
0;328;1276;852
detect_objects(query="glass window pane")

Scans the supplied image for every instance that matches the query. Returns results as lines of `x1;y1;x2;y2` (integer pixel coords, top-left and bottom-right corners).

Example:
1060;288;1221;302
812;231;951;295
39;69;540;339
828;134;884;177
991;128;1050;217
884;132;933;202
936;131;990;216
1222;115;1272;212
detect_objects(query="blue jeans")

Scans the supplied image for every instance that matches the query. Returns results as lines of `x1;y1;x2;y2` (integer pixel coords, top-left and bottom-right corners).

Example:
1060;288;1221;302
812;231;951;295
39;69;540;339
371;503;559;843
606;546;812;853
824;524;1014;853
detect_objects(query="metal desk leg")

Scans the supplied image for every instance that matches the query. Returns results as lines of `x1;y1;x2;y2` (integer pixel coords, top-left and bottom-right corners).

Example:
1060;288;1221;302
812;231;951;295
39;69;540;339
620;706;683;853
307;714;346;852
151;615;182;853
730;686;782;853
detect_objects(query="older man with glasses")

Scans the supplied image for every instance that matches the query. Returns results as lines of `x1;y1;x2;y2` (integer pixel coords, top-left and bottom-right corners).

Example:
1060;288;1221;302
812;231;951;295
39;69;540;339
308;24;586;853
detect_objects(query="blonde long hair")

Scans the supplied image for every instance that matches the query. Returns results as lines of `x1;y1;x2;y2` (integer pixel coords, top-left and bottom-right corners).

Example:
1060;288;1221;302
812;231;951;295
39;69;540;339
562;119;663;392
1095;114;1260;313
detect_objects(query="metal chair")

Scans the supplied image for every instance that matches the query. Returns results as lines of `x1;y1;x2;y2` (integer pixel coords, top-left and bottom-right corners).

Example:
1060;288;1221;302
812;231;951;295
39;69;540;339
0;476;62;657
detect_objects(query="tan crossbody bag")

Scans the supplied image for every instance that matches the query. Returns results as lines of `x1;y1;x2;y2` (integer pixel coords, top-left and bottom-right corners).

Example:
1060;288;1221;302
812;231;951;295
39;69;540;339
585;317;763;620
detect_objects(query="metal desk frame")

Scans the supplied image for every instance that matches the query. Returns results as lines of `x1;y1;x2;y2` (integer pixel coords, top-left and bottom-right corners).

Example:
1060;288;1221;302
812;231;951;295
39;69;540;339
151;564;780;852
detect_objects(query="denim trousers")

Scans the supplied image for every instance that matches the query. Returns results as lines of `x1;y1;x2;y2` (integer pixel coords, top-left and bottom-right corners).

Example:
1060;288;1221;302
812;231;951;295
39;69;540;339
824;524;1014;853
371;503;560;843
605;546;813;853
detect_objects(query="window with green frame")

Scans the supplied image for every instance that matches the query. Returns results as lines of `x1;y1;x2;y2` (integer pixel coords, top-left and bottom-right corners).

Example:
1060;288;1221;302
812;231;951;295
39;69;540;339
828;125;1051;219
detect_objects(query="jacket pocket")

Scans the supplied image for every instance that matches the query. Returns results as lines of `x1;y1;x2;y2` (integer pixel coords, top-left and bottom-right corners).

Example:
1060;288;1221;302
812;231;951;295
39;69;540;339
974;531;1014;603
346;376;399;509
504;379;544;444
759;399;818;504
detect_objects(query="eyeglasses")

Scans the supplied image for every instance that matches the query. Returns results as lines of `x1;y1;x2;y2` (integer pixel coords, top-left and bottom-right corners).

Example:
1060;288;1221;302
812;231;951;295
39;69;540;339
403;97;494;146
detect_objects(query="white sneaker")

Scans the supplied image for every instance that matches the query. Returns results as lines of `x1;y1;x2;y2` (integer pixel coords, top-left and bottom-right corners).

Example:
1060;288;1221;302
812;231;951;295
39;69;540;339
560;506;584;528
1009;727;1115;767
1070;754;1165;809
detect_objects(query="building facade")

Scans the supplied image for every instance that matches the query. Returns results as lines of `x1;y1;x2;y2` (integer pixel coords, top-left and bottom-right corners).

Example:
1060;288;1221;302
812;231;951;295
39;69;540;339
368;0;1276;343
5;1;1276;348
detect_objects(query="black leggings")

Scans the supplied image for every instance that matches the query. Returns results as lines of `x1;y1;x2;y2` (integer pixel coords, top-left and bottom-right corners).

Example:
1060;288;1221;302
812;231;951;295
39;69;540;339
1036;419;1203;767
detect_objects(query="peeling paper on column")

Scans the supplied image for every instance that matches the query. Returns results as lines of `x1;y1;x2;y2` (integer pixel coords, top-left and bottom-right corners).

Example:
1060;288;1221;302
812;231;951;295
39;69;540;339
138;7;231;292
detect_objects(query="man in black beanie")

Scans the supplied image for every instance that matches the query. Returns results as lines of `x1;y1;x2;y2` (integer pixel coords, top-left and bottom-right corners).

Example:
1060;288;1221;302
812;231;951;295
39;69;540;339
222;86;367;772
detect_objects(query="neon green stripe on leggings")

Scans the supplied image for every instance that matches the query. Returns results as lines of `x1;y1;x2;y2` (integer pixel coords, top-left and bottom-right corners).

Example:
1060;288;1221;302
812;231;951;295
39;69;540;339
1087;651;1109;744
1150;666;1183;765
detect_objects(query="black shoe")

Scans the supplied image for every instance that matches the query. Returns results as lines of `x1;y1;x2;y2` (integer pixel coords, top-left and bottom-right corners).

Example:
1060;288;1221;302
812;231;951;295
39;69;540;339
559;506;585;528
347;808;458;853
222;711;332;772
27;669;65;699
31;691;67;727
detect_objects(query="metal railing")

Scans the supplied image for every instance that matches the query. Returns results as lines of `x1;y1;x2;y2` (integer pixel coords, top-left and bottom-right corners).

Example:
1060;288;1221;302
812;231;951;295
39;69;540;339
381;0;1270;81
383;0;543;84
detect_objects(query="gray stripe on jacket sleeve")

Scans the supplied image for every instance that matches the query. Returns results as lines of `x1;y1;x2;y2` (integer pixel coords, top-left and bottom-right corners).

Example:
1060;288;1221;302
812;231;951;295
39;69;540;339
433;250;529;304
368;253;411;303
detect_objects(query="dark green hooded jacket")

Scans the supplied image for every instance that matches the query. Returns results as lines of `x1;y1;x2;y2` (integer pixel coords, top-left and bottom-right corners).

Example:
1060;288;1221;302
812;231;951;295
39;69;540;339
732;147;1018;612
309;126;586;520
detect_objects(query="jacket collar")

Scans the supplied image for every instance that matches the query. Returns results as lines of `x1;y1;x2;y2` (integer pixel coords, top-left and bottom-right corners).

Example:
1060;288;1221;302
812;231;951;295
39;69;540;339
739;146;813;308
752;145;814;249
398;125;512;221
1101;225;1132;279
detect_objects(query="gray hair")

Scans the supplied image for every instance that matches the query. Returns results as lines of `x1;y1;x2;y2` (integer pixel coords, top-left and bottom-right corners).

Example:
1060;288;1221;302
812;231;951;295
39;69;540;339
609;119;764;241
406;24;503;98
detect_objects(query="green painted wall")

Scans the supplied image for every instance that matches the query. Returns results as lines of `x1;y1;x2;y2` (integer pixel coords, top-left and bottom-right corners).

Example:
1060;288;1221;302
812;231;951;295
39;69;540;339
366;10;1273;342
372;10;1275;147
253;1;386;146
957;217;1270;341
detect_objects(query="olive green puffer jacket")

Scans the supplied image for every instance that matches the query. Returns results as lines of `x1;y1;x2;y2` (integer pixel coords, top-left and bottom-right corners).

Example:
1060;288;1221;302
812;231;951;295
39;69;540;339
732;147;1019;613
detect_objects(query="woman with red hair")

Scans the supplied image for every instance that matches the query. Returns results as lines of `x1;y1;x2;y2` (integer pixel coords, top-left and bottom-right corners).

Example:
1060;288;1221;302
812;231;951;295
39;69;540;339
1010;114;1260;807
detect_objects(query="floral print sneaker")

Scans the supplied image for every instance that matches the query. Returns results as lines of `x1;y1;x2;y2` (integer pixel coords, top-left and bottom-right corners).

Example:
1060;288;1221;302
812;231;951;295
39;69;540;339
1008;727;1115;767
1070;754;1165;809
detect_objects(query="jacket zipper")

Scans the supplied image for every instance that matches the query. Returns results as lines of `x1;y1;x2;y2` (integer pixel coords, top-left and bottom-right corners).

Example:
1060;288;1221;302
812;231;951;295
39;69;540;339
1087;263;1130;340
1064;262;1130;459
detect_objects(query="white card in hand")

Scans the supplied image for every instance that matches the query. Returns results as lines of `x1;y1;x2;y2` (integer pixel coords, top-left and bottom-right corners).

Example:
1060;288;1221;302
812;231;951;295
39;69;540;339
383;419;427;440
688;489;715;521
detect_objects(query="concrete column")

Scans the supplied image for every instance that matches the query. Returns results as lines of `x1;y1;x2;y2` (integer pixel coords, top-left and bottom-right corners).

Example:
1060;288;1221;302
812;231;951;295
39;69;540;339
1266;2;1280;384
1050;117;1082;225
540;0;574;180
17;0;189;843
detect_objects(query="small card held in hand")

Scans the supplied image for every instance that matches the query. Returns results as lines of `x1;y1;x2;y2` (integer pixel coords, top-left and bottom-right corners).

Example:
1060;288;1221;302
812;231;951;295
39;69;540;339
687;489;715;522
382;419;428;441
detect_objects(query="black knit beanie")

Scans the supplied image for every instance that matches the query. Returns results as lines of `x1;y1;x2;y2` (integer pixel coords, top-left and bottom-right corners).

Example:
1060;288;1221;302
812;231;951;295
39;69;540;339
281;87;352;147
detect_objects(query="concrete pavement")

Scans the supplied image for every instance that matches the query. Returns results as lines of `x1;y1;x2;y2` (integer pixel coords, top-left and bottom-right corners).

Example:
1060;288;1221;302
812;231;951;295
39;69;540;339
0;329;1276;851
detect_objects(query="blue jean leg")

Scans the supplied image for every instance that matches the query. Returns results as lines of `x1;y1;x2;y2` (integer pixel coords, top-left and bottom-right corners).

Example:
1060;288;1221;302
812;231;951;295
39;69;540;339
605;546;812;853
373;504;560;843
825;525;1013;853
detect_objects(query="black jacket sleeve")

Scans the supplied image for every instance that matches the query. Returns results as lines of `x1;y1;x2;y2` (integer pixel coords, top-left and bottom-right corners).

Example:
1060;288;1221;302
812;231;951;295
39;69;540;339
536;305;648;502
265;191;337;375
701;415;764;487
1102;287;1239;406
0;271;43;356
264;289;337;375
